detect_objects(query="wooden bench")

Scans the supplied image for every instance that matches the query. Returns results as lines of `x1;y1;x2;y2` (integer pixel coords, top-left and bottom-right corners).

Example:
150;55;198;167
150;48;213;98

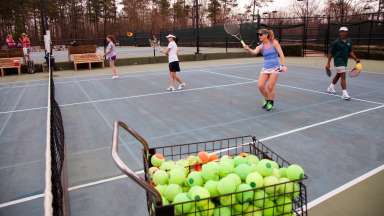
0;57;22;77
72;53;104;71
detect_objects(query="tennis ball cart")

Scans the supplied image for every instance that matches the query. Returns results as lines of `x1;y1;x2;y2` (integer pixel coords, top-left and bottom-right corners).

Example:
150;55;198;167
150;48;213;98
112;121;308;216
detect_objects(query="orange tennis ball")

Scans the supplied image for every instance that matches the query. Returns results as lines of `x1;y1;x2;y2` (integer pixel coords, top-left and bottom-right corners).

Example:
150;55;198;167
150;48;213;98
198;151;210;164
208;153;219;162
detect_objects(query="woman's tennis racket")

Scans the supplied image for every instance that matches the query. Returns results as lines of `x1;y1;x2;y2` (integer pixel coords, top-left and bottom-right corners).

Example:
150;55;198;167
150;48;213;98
224;20;245;47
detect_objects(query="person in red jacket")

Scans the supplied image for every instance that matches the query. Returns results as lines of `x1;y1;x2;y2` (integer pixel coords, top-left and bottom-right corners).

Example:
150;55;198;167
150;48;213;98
20;33;31;61
6;34;16;48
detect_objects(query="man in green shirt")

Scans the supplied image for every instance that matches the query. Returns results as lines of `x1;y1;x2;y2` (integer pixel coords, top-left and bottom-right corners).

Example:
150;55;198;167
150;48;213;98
326;26;360;100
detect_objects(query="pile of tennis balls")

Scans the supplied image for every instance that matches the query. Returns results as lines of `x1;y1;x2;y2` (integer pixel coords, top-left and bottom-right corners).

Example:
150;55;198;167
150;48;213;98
149;151;304;216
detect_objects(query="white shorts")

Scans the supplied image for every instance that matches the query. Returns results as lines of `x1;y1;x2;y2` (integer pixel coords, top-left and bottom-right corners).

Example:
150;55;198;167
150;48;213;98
261;67;280;74
23;47;30;55
335;66;347;73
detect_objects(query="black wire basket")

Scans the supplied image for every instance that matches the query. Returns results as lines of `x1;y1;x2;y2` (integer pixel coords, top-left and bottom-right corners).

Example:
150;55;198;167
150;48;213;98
112;121;308;216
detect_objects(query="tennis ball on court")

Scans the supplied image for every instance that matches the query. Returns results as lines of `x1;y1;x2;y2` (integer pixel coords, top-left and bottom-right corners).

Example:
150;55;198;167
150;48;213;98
286;164;304;180
234;163;253;181
155;184;168;195
160;160;176;172
152;170;169;185
151;153;165;167
148;167;160;177
201;162;220;181
277;177;294;194
213;207;231;216
253;190;269;208
169;167;186;185
236;183;254;203
246;172;264;189
198;151;210;164
232;202;250;214
173;193;193;215
226;173;241;187
247;154;260;165
218;160;234;177
256;159;273;177
279;167;288;178
187;171;204;187
276;196;293;214
263;176;280;196
217;177;237;195
204;180;220;197
164;184;183;202
234;155;248;166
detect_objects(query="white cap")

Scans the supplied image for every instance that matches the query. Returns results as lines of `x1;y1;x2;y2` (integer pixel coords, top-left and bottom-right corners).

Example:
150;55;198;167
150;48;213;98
166;34;176;38
339;26;349;32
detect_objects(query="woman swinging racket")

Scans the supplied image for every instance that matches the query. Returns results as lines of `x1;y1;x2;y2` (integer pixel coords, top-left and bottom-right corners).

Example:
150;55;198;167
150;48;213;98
243;29;287;111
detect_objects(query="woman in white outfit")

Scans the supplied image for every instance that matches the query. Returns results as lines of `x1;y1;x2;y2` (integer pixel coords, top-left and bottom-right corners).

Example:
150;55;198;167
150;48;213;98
161;34;186;91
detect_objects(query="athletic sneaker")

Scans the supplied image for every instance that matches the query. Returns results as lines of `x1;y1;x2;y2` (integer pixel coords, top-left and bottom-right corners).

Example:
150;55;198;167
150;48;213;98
326;86;336;94
342;91;351;100
112;75;119;79
262;99;268;109
177;83;186;90
167;86;176;91
265;101;273;111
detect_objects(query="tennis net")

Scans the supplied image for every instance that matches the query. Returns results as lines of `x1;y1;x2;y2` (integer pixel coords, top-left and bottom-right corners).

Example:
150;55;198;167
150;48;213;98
44;53;69;216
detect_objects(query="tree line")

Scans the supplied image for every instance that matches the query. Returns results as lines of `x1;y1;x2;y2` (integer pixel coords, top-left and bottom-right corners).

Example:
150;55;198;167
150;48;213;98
0;0;380;46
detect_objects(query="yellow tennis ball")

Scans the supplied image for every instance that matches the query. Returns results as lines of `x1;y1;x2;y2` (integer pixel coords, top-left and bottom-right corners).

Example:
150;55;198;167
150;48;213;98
355;63;363;71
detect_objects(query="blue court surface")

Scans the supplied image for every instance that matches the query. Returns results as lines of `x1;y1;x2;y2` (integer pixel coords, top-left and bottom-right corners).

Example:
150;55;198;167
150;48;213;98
0;61;383;215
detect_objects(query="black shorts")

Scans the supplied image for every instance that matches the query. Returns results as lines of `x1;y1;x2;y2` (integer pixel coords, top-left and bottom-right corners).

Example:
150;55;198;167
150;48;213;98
169;61;180;72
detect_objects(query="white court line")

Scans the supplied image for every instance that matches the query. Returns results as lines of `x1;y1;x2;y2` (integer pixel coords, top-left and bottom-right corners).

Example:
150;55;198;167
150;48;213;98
76;81;142;166
0;63;259;90
0;95;344;172
306;164;384;210
1;104;383;209
0;80;256;115
202;69;384;106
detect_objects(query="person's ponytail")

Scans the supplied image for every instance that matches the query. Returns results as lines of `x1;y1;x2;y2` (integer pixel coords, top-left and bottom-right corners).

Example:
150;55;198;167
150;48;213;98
267;30;275;41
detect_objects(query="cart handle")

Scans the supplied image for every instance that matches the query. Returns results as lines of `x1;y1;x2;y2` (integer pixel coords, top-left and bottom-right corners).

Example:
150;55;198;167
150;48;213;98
111;121;162;205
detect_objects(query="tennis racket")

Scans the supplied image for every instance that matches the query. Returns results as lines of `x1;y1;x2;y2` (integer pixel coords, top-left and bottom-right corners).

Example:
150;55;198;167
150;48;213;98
148;36;161;50
224;20;246;47
349;62;363;78
325;67;332;77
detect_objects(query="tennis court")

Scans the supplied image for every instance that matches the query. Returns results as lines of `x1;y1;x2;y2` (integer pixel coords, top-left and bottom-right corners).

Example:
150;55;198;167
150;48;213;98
0;58;383;216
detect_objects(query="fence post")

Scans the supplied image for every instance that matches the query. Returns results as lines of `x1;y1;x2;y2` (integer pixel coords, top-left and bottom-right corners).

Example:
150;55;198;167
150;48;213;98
367;14;375;59
225;36;228;54
325;15;331;55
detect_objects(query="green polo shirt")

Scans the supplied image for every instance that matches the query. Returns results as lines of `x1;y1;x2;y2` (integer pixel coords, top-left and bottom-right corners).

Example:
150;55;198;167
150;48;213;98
330;38;352;67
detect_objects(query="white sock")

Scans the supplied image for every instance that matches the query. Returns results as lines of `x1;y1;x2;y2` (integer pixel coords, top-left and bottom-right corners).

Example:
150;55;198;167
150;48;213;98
342;90;348;95
329;83;335;89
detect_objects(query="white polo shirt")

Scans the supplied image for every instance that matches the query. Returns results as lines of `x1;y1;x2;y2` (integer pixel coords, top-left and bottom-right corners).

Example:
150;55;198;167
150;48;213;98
167;41;179;63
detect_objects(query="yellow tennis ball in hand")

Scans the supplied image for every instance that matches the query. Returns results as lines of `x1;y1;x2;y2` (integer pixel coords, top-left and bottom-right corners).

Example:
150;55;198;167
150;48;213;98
355;63;363;71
